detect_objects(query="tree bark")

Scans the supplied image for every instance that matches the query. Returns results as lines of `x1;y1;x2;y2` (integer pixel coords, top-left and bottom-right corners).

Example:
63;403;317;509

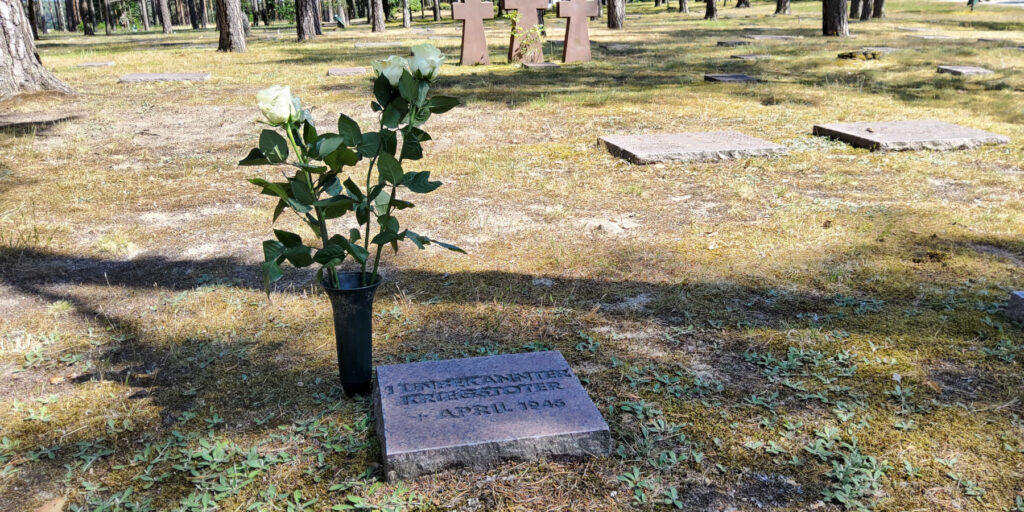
80;0;94;33
295;0;317;39
216;0;246;51
137;0;149;29
371;0;384;30
158;0;172;32
430;0;438;21
102;0;113;34
0;0;72;99
401;0;409;27
848;0;859;17
313;0;323;33
678;0;687;12
607;0;622;27
859;0;872;20
773;0;788;14
27;0;39;39
735;0;750;7
822;0;847;36
66;0;79;29
703;0;716;19
872;0;883;17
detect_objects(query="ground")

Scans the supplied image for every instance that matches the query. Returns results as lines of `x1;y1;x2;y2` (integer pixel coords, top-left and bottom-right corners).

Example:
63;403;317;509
1;0;1023;510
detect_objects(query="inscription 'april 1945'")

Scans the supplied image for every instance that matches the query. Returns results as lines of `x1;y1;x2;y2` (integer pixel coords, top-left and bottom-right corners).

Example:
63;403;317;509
384;368;573;406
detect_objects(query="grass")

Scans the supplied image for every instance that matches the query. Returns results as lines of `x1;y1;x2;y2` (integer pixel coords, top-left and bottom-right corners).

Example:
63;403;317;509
1;0;1023;510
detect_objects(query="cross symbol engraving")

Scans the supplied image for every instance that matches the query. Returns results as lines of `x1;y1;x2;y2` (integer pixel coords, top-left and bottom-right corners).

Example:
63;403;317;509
453;0;495;65
505;0;549;63
557;0;598;63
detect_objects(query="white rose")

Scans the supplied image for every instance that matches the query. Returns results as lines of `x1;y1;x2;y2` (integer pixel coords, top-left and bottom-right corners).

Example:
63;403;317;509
410;44;445;80
372;55;409;87
256;85;297;126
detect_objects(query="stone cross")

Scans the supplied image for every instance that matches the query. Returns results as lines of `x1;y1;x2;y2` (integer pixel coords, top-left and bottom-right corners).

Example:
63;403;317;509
506;0;549;63
557;0;598;62
453;0;494;65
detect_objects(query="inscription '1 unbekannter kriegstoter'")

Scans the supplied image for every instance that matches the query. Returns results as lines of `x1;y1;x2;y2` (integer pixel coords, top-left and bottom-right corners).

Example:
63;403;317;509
374;351;611;480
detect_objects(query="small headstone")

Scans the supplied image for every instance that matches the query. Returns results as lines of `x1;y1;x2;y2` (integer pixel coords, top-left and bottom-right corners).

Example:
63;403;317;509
118;72;211;83
523;62;559;68
453;0;494;65
599;130;787;164
374;351;611;480
705;73;759;83
718;40;752;47
78;61;115;67
354;41;405;48
744;34;799;40
731;54;770;60
937;65;993;76
506;0;549;63
812;120;1009;151
1007;291;1024;323
558;0;599;63
327;67;367;76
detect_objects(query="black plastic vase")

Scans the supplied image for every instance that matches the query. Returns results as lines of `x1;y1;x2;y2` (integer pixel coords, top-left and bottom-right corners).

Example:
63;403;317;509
322;271;381;396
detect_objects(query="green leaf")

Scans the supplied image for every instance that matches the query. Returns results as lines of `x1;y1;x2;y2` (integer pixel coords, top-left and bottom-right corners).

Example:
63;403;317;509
324;175;343;196
426;96;459;114
314;135;344;159
377;152;404;185
410;127;432;141
400;130;423;161
311;196;355;208
239;148;271;166
408;107;431;127
373;74;393;107
303;121;318;149
373;189;391;215
380;215;399;233
262;239;286;261
337;114;362;146
287;198;312;213
390;199;414;210
290;173;316;206
283;245;313;267
357;132;380;158
324;147;358;171
349;228;361;242
272;199;287;222
342;178;365;201
371;231;399;245
313;244;347;265
403;171;441;193
417;81;429;107
273;229;303;247
295;163;328;174
329;235;369;264
249;178;289;199
380;129;398;155
398;71;418;105
434;240;466;254
403;230;427;249
381;102;403;129
258;129;289;164
262;260;284;289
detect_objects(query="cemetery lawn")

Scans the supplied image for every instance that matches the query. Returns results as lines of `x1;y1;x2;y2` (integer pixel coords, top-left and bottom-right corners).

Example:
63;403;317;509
2;0;1023;510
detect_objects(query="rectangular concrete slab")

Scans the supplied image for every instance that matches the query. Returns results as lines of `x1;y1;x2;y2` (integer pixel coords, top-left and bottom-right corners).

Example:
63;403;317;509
327;67;367;76
937;65;993;76
523;62;559;68
1008;291;1024;323
118;72;210;83
705;73;758;83
731;54;770;60
374;351;610;480
861;46;901;53
354;41;406;48
717;40;752;47
812;120;1009;151
78;61;115;67
910;34;954;40
744;34;799;40
599;130;787;164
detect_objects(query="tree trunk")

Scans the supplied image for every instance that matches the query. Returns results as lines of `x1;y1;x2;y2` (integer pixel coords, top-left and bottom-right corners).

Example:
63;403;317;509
735;0;749;7
0;0;72;99
158;0;172;32
80;0;94;34
822;0;847;36
66;0;79;29
703;0;716;19
607;0;622;27
137;0;149;29
848;0;859;17
872;0;883;17
773;0;788;14
102;0;113;33
430;0;438;21
27;0;39;39
200;0;208;26
216;0;246;50
859;0;871;20
401;0;409;27
313;0;323;33
678;0;687;13
371;0;384;30
295;0;317;39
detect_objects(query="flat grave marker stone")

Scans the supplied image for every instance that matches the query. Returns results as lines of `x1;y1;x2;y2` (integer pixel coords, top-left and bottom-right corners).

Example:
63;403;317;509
599;130;787;164
354;41;406;48
374;351;611;480
718;40;752;47
327;67;367;76
118;72;211;83
0;112;81;132
937;65;993;76
1008;291;1024;323
744;34;799;41
812;120;1009;151
523;61;560;68
78;61;115;67
705;73;759;83
861;46;901;53
601;43;633;52
910;34;954;40
731;53;770;60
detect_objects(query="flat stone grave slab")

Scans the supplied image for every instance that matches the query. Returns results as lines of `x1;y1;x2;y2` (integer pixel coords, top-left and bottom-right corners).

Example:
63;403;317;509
374;351;611;480
118;72;211;83
937;65;993;76
812;120;1009;151
523;62;560;68
428;35;461;41
599;130;787;164
327;67;367;76
732;53;770;60
861;46;901;53
1008;291;1024;323
0;112;81;132
897;26;927;31
839;50;882;60
744;34;799;40
705;73;759;83
718;40;752;47
78;61;115;67
354;41;406;48
601;43;633;52
909;34;954;40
